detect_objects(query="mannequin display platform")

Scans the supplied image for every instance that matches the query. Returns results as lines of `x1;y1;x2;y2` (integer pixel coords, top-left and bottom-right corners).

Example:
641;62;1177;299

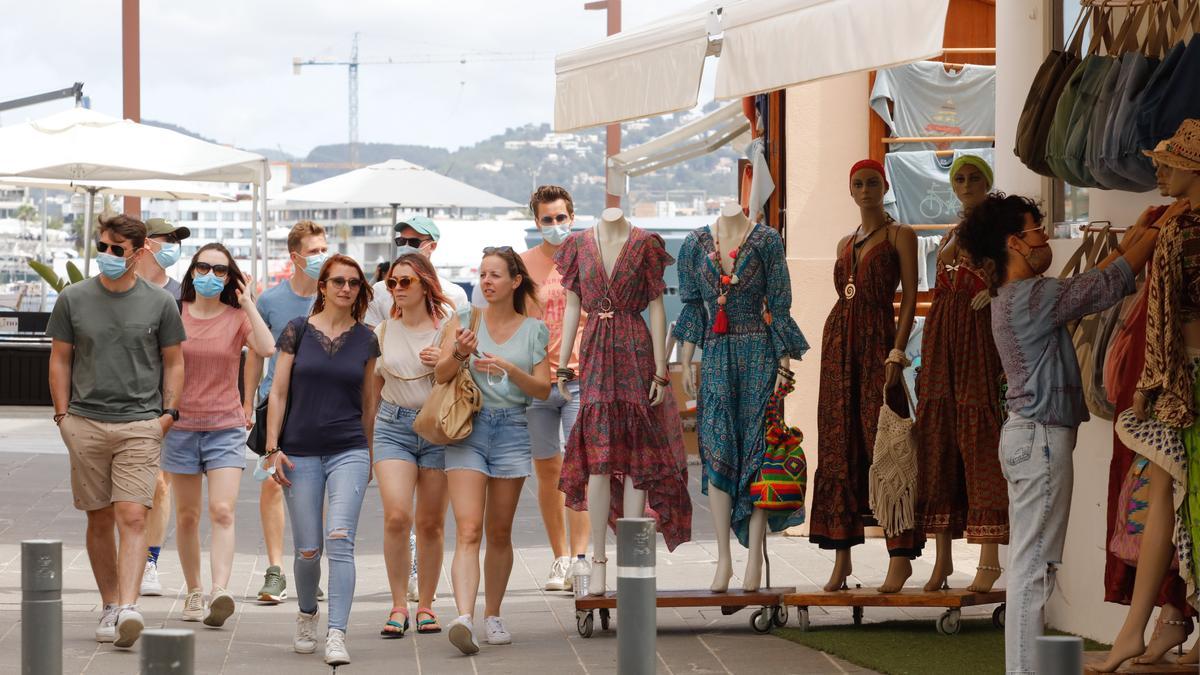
674;203;809;592
556;208;692;596
808;160;924;594
913;155;1008;594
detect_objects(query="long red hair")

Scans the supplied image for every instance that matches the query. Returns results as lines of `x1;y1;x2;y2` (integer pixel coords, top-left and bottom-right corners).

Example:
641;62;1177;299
388;253;449;322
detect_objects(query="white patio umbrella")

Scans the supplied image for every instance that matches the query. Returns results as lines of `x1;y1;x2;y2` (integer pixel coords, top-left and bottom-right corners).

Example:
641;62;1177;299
0;107;269;278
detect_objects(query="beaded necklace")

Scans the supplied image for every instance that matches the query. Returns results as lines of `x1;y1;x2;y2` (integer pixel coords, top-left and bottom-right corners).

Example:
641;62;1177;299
710;220;752;335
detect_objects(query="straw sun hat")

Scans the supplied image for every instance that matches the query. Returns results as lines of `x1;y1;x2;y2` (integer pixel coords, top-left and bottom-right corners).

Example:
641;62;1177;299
1144;119;1200;171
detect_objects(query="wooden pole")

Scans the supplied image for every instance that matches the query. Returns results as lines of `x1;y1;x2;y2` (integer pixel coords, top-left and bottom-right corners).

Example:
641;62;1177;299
122;0;141;218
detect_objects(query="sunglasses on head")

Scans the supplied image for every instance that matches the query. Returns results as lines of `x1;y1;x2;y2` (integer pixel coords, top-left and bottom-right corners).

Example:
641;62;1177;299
96;240;133;257
539;213;570;226
483;246;514;255
395;236;431;248
385;275;420;290
194;262;230;277
324;276;362;290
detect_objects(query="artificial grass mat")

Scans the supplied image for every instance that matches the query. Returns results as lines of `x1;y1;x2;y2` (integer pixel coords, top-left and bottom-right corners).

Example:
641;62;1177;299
774;619;1110;675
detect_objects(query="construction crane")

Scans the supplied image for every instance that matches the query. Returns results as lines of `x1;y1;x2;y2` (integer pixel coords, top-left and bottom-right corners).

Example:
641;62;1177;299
0;82;85;113
293;33;550;166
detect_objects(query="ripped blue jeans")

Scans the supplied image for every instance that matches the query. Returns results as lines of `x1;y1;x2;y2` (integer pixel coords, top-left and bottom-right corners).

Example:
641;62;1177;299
999;415;1077;675
283;448;370;632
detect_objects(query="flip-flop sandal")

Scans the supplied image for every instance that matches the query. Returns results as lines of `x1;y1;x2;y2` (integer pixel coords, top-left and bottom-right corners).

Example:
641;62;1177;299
415;607;441;634
380;607;409;639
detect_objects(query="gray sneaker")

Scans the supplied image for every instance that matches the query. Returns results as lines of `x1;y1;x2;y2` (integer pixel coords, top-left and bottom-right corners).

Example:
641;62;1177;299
257;566;288;604
95;603;118;643
114;606;144;649
294;609;319;654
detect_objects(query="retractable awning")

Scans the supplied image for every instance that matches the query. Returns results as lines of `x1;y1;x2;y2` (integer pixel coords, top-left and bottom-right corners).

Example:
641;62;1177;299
554;0;951;131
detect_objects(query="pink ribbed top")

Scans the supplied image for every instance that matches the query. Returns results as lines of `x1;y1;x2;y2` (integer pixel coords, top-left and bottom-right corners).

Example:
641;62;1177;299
175;304;251;431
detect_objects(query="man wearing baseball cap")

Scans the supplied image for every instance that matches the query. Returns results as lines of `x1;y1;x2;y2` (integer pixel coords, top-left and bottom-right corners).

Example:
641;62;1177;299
364;215;469;327
132;217;191;597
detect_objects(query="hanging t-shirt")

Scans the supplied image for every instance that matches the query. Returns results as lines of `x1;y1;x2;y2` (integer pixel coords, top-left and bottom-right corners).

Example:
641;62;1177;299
870;61;996;151
883;148;995;225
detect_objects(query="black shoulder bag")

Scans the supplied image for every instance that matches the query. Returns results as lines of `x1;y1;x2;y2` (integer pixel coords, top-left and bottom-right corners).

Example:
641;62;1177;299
247;319;308;456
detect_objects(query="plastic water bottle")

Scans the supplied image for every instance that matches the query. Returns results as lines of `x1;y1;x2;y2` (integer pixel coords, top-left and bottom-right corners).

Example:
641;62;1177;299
572;554;590;598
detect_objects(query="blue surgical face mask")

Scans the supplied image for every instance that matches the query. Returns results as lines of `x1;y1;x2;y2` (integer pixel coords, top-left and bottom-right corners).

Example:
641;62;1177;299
193;272;226;298
96;252;129;280
153;242;181;269
540;223;572;246
300;251;328;280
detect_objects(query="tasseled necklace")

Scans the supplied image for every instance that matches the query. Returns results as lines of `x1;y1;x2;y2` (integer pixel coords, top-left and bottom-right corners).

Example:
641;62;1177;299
710;223;752;335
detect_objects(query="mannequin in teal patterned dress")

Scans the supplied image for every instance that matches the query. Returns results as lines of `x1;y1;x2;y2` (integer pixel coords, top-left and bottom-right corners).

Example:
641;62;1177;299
675;205;809;592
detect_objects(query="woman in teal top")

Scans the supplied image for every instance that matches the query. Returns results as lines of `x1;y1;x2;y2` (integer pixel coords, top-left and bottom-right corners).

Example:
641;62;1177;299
434;246;550;655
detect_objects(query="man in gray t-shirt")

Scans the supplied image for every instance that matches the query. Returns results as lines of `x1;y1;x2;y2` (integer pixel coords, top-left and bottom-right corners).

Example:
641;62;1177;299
46;214;186;649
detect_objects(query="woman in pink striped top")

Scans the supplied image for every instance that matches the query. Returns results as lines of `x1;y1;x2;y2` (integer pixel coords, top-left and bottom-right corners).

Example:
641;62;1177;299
162;243;275;627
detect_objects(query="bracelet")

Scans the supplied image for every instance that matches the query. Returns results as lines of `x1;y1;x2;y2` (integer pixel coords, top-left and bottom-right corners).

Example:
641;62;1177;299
452;350;469;362
265;447;282;457
555;367;577;381
652;374;670;387
885;348;911;368
53;413;67;425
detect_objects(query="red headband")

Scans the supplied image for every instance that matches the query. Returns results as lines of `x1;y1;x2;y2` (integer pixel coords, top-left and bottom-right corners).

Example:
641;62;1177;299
849;159;886;184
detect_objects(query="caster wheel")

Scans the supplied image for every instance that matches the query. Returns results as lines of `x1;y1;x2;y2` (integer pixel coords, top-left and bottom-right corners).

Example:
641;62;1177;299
750;608;771;634
577;610;594;638
771;605;788;627
600;607;611;631
992;604;1005;629
797;608;810;632
852;606;863;626
936;609;961;635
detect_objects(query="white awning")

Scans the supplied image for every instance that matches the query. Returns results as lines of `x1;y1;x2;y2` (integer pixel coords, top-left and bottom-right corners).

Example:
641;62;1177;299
554;0;951;131
607;102;750;196
0;177;235;201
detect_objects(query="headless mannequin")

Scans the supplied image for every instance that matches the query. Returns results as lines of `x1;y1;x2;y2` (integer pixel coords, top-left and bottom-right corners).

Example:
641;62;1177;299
923;163;1004;594
678;204;790;592
558;208;670;596
1097;165;1200;671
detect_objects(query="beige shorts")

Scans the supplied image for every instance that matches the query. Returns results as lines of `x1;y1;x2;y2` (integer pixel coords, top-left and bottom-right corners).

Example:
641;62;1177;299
59;414;162;511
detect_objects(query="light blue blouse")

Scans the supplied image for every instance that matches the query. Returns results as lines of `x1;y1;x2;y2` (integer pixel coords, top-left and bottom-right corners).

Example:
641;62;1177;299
457;306;549;409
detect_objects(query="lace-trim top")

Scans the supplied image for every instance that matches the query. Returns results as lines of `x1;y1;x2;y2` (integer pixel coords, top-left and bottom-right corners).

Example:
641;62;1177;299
278;319;377;359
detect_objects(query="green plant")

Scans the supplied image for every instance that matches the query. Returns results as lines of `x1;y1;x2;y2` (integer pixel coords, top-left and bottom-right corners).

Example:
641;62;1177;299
27;260;85;292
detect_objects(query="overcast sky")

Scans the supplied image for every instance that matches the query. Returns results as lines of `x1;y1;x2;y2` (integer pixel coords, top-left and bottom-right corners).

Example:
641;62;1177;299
2;1;710;156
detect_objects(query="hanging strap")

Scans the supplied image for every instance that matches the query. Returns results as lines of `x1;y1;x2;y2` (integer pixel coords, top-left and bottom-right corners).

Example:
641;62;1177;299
1176;0;1200;43
1115;2;1149;54
1068;5;1093;58
377;319;437;383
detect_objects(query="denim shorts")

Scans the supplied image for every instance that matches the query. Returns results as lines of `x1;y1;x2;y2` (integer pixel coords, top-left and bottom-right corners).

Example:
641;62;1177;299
162;427;248;475
444;407;531;479
374;401;445;470
527;379;580;460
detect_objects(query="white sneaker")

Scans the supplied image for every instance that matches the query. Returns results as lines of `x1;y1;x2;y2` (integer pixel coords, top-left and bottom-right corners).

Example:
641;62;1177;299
485;615;512;645
140;560;162;596
447;615;479;655
114;606;144;649
324;628;350;666
95;603;118;643
545;556;572;591
181;589;204;622
204;587;234;627
294;609;319;654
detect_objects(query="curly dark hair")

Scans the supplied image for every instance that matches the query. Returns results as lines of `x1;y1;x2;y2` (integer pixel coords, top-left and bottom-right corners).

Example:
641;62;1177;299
528;185;574;219
956;192;1045;289
180;243;244;308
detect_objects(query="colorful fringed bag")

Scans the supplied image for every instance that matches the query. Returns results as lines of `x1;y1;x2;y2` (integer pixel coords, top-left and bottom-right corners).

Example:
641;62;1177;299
750;378;807;512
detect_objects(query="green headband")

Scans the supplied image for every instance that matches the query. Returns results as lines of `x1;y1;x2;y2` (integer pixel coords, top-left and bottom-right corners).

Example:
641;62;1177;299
949;154;994;188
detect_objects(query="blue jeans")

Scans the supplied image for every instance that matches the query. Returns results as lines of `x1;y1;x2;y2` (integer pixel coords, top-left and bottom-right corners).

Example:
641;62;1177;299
526;379;580;460
283;448;370;632
999;414;1077;675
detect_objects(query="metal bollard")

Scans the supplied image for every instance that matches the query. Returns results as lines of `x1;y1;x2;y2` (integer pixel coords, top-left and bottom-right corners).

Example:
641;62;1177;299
22;539;62;675
617;518;656;675
1036;635;1082;675
141;629;195;674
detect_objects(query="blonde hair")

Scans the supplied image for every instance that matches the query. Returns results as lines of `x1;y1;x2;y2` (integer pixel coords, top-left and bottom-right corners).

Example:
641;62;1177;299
286;220;325;253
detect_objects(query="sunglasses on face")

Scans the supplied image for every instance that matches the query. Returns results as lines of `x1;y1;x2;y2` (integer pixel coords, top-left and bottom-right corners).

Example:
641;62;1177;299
385;275;420;290
194;262;230;277
539;213;571;226
324;276;362;290
96;240;133;257
395;236;431;248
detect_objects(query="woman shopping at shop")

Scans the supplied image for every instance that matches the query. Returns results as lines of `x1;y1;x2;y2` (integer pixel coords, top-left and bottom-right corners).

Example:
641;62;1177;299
164;244;275;627
435;247;550;655
371;253;453;638
266;254;379;667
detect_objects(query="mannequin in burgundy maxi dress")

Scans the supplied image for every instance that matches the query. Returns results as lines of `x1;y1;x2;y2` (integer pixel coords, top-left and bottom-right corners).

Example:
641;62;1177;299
556;208;691;596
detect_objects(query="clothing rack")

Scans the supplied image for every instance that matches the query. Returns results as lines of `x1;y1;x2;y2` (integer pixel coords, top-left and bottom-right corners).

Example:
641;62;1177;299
939;47;997;54
884;135;996;144
912;224;954;231
1082;225;1130;232
1080;0;1168;7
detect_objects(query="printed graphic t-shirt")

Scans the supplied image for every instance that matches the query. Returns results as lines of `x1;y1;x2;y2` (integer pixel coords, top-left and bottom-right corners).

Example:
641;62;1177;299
870;61;996;151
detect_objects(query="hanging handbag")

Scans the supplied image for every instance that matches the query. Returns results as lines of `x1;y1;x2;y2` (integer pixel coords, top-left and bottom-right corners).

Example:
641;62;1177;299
868;379;918;538
1108;456;1182;568
1132;2;1188;172
1150;0;1200;149
1069;226;1116;414
413;308;483;445
1015;5;1090;176
1046;8;1113;186
750;377;807;513
1100;3;1162;191
1088;3;1151;191
246;319;309;456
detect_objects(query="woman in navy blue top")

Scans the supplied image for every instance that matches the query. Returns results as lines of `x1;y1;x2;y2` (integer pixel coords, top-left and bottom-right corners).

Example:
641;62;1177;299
266;254;379;667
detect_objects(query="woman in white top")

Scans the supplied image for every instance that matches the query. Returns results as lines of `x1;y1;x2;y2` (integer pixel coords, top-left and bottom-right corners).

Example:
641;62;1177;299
370;253;453;638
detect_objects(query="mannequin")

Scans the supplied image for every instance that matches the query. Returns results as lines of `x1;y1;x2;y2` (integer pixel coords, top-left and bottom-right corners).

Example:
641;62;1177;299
556;208;692;596
914;155;1008;594
675;203;809;592
808;159;923;594
1105;139;1200;670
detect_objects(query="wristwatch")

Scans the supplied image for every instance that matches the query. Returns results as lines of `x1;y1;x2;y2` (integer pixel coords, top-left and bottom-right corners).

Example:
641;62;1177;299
162;408;180;422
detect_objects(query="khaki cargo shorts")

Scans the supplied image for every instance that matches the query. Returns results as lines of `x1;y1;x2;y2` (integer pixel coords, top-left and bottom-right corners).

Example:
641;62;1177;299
58;414;162;511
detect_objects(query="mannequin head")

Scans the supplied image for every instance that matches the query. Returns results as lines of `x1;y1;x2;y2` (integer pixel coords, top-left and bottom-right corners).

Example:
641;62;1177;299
957;192;1047;289
1147;119;1200;206
848;160;888;211
480;246;538;315
1165;165;1200;202
950;155;993;212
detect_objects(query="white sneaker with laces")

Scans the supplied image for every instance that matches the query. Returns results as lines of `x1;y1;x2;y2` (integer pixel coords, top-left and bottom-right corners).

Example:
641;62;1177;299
545;556;572;591
181;589;204;622
140;560;162;596
324;628;350;666
294;609;319;654
485;615;512;645
204;587;234;627
114;606;144;649
447;614;479;655
95;603;118;643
